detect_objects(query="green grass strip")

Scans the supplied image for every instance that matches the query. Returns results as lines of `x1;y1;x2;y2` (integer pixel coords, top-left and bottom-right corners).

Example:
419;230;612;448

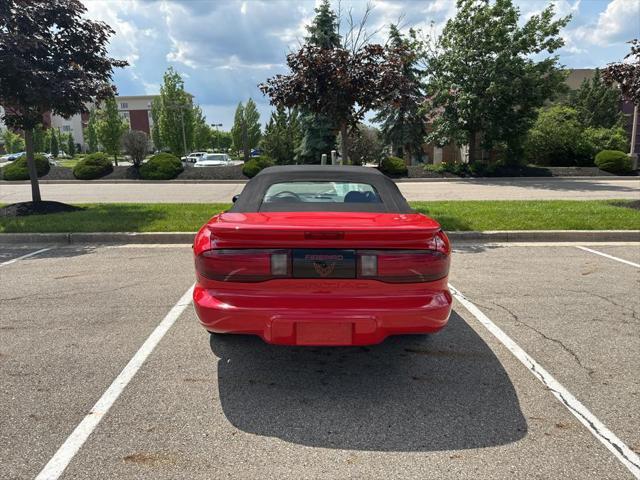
0;201;638;233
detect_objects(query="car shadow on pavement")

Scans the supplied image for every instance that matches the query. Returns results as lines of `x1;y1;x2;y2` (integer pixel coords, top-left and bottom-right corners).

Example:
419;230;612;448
210;310;527;452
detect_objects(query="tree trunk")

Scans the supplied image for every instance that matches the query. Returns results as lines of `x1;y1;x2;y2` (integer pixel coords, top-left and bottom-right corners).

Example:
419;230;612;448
24;128;42;203
340;121;348;165
468;131;477;164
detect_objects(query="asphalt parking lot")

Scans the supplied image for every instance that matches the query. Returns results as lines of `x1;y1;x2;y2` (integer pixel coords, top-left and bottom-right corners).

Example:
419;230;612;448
1;242;639;479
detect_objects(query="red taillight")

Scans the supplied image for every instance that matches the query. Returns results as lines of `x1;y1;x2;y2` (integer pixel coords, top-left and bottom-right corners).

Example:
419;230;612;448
357;231;450;283
195;249;290;282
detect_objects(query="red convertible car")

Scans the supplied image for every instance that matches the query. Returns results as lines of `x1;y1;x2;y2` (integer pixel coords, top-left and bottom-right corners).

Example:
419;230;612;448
193;165;452;346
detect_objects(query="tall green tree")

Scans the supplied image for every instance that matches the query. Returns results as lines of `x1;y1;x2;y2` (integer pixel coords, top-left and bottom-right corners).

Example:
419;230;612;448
374;25;427;163
425;0;570;164
192;105;211;151
96;96;127;165
261;107;301;164
2;129;24;153
66;132;76;157
150;97;163;151
84;108;99;153
50;128;59;158
0;0;126;202
159;67;194;156
569;69;622;129
231;100;261;161
231;102;245;157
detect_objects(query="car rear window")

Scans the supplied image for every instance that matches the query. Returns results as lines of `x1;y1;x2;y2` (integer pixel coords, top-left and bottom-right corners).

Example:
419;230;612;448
262;181;382;207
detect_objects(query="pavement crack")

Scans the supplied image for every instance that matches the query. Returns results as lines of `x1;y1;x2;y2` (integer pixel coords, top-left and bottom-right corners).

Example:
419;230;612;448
480;299;595;376
562;288;639;324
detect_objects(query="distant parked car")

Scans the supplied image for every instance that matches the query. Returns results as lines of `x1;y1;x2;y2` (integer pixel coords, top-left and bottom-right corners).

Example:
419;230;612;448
1;151;25;161
194;153;233;167
181;152;207;163
250;148;262;157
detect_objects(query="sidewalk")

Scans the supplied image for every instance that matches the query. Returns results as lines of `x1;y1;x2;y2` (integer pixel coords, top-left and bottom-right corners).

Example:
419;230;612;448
1;177;638;203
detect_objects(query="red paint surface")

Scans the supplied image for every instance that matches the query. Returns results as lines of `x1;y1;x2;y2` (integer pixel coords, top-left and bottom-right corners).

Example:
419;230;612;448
193;211;453;345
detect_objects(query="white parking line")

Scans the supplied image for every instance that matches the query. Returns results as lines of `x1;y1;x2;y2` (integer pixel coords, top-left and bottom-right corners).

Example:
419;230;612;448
449;284;640;478
35;284;195;480
0;247;52;266
576;246;640;268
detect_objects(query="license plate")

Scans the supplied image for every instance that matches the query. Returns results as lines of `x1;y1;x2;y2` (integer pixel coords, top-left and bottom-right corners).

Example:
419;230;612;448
296;322;353;345
292;249;356;279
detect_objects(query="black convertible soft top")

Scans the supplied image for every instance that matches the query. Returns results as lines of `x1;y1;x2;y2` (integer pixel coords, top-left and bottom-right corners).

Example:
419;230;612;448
230;165;413;213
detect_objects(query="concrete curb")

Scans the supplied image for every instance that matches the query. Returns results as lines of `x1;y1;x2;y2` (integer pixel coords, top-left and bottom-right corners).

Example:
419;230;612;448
1;176;638;185
0;230;638;245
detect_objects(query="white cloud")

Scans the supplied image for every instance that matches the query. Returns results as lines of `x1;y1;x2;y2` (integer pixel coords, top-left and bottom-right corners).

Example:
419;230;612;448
573;0;640;45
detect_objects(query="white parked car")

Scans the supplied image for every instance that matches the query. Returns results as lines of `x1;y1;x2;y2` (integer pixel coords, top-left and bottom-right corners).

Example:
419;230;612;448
194;153;233;167
181;152;207;163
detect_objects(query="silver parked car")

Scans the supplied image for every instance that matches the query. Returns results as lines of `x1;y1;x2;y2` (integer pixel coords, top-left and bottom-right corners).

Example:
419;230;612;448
194;153;233;167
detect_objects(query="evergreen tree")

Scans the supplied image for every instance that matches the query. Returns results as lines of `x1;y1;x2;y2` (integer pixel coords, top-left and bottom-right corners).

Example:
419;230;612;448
96;95;127;165
159;67;194;156
296;0;339;163
150;97;163;151
67;132;76;156
231;100;261;161
261;107;301;164
231;102;245;157
85;108;98;153
296;112;336;163
569;68;622;129
243;98;261;161
374;25;426;163
50;128;59;158
305;0;340;49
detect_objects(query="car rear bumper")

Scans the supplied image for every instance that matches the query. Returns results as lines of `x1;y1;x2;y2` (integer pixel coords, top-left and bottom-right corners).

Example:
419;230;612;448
193;283;452;346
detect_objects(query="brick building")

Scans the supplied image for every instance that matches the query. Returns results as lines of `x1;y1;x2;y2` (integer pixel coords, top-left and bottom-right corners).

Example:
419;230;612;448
1;95;160;153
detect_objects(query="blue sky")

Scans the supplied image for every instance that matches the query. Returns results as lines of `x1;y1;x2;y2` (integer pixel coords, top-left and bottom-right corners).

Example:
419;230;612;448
84;0;640;129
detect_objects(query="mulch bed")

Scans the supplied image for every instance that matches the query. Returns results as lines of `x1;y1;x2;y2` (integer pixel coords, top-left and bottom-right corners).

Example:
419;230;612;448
0;201;83;217
177;164;247;180
2;165;636;182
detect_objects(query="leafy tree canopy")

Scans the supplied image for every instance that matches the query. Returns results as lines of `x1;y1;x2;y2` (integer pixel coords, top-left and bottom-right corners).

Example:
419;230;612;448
0;0;126;201
603;39;640;105
425;0;570;164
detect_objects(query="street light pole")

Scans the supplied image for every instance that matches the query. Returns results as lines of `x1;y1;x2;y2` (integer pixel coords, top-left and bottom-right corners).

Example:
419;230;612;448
211;123;222;152
180;109;187;157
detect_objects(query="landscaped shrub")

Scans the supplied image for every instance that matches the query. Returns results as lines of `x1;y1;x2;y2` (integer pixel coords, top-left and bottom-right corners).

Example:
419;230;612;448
72;152;113;180
582;127;628;158
380;156;408;176
1;153;50;181
242;156;274;178
139;153;183;180
524;106;590;166
594;150;632;174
